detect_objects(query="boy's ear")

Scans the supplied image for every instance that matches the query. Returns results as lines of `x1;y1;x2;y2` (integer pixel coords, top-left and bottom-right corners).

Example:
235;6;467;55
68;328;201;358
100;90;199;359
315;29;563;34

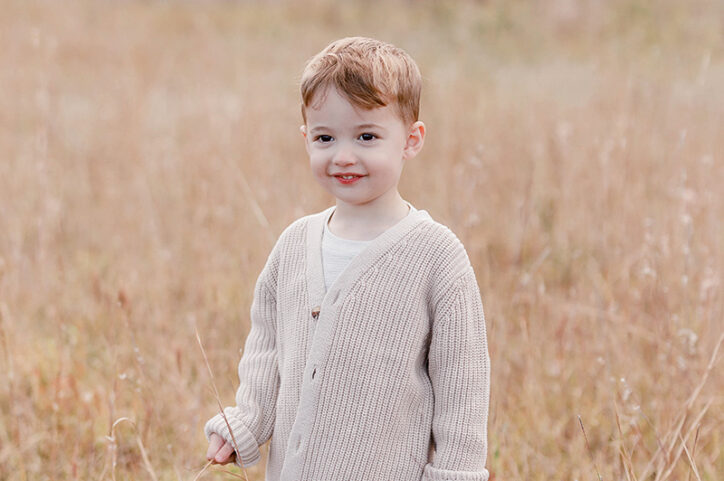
403;121;425;159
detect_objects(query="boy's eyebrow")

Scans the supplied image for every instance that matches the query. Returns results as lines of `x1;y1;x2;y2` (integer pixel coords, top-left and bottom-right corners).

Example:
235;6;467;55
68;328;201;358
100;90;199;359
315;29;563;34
309;123;386;134
355;123;386;130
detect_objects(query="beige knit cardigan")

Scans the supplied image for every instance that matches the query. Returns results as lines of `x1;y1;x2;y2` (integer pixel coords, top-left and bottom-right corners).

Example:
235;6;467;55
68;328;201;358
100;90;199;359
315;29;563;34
205;205;491;481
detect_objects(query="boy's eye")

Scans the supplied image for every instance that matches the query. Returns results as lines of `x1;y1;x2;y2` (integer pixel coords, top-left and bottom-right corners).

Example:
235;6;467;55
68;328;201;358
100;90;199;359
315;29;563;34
316;135;333;143
359;133;377;141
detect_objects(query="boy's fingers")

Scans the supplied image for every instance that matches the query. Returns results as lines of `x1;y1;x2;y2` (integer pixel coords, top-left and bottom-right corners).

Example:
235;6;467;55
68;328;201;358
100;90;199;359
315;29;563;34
215;442;236;464
206;434;224;460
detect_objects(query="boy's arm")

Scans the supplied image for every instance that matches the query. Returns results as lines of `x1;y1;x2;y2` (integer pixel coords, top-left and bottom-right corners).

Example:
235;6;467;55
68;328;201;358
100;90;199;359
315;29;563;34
204;253;281;468
423;266;491;481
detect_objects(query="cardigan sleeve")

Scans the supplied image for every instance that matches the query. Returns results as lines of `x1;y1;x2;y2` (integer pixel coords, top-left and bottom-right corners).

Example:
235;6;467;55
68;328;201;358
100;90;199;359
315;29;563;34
423;266;491;481
204;247;281;468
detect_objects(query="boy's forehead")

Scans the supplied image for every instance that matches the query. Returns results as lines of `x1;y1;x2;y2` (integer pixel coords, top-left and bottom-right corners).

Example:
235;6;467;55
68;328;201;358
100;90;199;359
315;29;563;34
306;87;404;126
308;86;363;112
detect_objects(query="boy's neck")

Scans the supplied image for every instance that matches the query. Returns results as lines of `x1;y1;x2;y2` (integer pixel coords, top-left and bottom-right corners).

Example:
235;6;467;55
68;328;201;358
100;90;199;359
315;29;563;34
328;193;410;241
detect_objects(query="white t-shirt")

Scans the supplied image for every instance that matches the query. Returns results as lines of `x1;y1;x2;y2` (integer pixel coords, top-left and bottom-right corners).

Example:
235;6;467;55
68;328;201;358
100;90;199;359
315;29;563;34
322;202;417;292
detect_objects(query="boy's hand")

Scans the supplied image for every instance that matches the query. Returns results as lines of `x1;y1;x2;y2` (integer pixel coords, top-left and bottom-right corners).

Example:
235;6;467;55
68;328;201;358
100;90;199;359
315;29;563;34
206;433;236;464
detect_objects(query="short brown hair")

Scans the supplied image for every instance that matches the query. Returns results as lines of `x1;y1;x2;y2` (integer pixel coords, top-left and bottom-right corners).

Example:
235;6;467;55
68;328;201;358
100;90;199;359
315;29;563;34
300;37;422;125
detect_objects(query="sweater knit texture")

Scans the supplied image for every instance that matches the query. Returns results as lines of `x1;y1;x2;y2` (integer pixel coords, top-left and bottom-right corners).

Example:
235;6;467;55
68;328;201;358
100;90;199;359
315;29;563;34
205;205;491;481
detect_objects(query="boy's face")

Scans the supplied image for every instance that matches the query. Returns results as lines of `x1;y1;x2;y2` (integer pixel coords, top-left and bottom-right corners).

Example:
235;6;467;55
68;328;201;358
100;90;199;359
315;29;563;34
301;87;424;210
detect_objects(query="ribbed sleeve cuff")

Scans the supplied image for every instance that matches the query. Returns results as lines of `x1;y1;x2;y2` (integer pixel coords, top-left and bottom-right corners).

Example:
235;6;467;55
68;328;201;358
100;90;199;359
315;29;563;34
204;408;261;468
422;464;490;481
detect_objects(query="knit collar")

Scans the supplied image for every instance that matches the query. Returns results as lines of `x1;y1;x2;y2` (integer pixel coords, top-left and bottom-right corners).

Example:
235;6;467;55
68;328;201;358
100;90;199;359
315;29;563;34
305;203;432;311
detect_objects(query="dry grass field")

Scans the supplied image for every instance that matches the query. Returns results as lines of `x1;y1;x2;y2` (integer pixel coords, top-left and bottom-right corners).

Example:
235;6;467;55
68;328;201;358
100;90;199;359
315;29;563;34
1;0;722;479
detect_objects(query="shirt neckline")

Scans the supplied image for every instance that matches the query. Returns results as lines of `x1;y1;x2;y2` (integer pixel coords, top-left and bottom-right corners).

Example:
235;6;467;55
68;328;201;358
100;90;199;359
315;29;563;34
324;201;414;243
308;203;430;303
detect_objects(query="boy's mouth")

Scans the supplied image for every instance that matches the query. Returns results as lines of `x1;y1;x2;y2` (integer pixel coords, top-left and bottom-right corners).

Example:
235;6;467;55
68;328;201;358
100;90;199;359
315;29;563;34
333;174;365;184
332;172;365;177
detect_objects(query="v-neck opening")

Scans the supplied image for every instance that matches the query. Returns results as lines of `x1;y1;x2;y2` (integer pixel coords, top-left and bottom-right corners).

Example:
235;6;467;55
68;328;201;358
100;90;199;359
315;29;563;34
324;201;413;242
306;204;431;311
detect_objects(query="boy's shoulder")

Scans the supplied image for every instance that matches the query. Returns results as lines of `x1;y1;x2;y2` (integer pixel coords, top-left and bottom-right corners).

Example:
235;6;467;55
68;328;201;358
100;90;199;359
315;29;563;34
268;209;328;257
264;214;310;259
411;215;479;312
414;214;471;263
416;215;465;242
276;210;318;242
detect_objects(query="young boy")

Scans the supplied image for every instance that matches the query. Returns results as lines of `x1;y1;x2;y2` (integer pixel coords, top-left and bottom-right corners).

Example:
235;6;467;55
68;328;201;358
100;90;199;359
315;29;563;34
205;37;491;481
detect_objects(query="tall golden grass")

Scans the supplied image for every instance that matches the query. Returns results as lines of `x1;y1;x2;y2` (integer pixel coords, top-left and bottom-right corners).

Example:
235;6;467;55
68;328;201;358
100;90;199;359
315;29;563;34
0;0;722;479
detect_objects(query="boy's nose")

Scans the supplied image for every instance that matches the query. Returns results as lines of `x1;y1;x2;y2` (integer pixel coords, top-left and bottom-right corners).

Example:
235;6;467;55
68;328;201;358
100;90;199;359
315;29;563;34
332;145;356;166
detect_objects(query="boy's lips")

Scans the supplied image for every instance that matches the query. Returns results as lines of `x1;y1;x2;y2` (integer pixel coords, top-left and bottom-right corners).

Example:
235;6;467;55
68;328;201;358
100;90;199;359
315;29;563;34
332;173;365;184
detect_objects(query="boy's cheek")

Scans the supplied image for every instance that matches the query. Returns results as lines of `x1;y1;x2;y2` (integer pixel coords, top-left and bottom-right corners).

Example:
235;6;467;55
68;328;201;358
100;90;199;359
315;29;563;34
307;146;323;158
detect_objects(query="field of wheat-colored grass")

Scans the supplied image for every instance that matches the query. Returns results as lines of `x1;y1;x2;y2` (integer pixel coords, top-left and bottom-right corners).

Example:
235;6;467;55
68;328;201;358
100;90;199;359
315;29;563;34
1;0;722;479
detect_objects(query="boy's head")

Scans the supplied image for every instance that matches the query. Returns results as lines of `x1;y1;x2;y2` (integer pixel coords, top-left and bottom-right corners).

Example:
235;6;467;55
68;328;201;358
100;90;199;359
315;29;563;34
300;36;422;127
299;37;426;212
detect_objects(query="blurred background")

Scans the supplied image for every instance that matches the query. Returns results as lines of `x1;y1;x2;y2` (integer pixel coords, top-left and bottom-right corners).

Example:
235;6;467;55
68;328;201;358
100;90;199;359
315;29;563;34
1;0;722;479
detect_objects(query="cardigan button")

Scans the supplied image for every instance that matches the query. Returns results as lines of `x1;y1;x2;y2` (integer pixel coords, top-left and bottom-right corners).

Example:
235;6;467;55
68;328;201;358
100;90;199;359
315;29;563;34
311;306;321;320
